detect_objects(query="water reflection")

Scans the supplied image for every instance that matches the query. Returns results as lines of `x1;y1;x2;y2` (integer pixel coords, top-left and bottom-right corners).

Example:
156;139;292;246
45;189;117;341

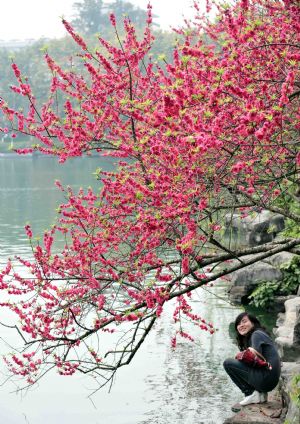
0;155;244;423
138;287;242;424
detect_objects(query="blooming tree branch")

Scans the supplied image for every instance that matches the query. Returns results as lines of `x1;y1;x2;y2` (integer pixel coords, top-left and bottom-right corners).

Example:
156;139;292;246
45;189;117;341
0;0;299;390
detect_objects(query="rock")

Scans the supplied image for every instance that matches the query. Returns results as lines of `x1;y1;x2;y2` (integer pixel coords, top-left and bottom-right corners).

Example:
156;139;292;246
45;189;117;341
229;262;282;304
268;296;296;313
293;305;300;345
276;313;285;327
274;298;300;347
274;297;300;361
223;389;284;423
224;211;285;247
231;263;282;286
280;362;300;424
228;251;298;305
263;252;296;268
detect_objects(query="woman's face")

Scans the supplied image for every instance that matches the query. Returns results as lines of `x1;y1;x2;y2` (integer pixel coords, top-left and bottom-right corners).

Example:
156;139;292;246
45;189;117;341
236;315;254;336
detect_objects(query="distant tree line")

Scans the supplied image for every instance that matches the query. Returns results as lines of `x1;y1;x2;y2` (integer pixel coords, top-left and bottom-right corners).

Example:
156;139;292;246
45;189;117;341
72;0;156;35
0;0;177;135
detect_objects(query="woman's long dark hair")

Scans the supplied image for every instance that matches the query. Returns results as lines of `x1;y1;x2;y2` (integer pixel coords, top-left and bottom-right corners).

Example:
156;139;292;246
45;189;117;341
235;312;266;350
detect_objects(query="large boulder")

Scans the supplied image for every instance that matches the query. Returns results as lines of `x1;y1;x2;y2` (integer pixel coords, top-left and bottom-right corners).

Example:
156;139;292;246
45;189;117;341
274;297;300;361
264;252;296;268
228;261;282;304
294;304;300;345
228;252;297;305
280;362;300;424
224;210;285;247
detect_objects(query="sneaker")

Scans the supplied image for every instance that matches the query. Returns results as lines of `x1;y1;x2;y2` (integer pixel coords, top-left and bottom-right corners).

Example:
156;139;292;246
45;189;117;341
239;390;261;406
260;392;268;403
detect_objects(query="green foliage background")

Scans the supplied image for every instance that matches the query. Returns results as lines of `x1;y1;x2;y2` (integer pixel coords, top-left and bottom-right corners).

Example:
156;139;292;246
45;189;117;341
249;256;300;308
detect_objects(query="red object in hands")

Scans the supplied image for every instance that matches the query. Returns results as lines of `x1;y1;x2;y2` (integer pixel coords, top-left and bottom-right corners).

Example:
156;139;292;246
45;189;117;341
236;348;272;369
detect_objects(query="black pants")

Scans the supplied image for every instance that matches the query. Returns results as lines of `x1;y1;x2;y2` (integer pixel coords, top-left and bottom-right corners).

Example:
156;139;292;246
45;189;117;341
223;358;278;396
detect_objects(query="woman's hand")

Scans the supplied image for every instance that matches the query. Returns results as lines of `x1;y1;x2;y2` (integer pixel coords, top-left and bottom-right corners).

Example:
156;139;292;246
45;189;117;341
235;351;243;360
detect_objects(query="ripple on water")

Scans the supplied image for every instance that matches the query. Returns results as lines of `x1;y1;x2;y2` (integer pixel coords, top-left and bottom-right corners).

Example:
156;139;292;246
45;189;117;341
136;293;241;424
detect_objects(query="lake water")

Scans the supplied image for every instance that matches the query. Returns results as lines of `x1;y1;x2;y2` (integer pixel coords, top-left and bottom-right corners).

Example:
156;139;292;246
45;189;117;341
0;155;249;424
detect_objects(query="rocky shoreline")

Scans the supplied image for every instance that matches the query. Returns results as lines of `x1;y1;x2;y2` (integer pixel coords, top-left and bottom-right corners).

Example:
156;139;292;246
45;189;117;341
226;254;300;423
224;212;300;424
